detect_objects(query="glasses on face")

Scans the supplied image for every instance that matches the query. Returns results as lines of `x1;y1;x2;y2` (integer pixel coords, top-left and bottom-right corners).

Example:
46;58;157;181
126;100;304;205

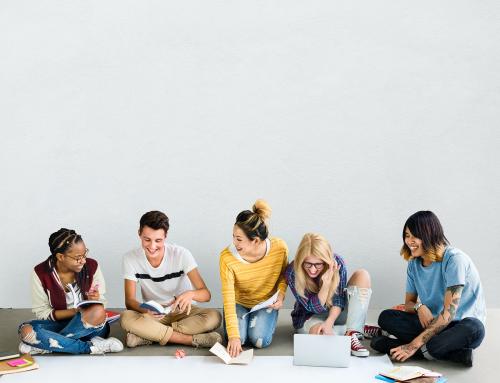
65;248;89;263
303;261;325;270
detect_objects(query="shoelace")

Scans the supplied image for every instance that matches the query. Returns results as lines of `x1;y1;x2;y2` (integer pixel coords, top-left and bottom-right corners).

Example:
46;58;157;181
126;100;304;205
350;335;367;351
363;325;382;338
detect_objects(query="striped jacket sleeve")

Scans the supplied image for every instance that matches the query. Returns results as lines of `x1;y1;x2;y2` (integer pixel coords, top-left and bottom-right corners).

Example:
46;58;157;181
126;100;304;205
31;270;54;320
92;265;107;308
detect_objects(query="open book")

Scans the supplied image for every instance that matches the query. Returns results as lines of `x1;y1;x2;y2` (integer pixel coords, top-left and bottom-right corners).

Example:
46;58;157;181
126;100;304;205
67;284;103;309
209;342;253;365
379;366;442;381
242;291;279;318
0;351;20;362
139;300;172;315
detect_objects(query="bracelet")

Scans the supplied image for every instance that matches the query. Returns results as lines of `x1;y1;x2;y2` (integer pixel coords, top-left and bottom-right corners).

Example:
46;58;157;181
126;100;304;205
413;302;423;312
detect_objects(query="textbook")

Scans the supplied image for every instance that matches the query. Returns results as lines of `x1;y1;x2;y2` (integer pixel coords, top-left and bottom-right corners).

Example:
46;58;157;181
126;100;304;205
139;300;172;315
0;351;20;361
67;284;104;309
209;342;254;365
379;366;442;381
375;376;447;383
105;310;121;324
0;354;39;376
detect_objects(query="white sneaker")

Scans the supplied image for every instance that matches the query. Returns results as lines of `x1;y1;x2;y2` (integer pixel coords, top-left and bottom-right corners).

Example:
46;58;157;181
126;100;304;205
90;336;124;354
19;342;51;355
126;332;152;348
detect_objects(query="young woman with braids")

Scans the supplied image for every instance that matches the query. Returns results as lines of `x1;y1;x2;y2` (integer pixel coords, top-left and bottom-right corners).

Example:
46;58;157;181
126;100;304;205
18;228;123;355
219;199;289;357
371;211;486;367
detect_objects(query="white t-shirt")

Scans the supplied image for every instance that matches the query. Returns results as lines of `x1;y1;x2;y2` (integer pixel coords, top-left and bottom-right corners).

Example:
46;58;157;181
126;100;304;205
123;243;198;305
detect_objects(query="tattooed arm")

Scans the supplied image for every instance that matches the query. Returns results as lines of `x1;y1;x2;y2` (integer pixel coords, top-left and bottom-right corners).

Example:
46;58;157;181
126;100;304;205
390;285;464;362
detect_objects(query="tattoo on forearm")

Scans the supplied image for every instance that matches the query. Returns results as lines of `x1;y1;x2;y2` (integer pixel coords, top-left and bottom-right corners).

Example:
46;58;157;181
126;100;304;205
419;285;463;345
421;319;447;344
401;343;418;354
446;285;463;321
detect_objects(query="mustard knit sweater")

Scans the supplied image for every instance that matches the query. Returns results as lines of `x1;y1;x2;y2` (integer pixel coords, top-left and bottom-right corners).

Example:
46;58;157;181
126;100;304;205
219;237;289;339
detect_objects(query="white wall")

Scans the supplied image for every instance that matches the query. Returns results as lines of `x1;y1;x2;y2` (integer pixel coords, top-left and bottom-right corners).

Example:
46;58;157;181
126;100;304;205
1;0;499;309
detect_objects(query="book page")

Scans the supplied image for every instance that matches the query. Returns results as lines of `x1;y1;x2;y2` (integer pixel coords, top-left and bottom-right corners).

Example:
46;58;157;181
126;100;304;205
140;301;172;315
242;291;279;318
67;284;103;308
381;366;441;380
209;342;253;365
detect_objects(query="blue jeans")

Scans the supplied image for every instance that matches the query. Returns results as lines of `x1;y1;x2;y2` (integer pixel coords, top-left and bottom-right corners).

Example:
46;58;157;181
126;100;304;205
19;312;110;354
223;304;279;348
377;309;485;360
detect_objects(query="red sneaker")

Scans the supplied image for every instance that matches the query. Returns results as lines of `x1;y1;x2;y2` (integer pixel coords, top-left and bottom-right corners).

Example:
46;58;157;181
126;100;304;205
363;324;382;339
350;334;369;357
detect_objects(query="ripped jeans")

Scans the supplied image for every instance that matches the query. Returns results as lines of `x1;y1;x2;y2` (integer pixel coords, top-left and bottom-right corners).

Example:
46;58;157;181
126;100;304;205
299;286;372;335
223;304;279;348
18;312;110;354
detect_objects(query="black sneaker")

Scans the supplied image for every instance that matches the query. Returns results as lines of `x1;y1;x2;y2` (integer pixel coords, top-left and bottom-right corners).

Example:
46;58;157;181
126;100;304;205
447;348;473;367
370;335;403;354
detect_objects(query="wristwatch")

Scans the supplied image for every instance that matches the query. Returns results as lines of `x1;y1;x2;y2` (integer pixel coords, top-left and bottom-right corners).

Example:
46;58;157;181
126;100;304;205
413;302;423;312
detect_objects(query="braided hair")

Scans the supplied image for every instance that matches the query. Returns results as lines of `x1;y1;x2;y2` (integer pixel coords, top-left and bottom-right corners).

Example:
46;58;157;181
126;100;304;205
48;228;90;294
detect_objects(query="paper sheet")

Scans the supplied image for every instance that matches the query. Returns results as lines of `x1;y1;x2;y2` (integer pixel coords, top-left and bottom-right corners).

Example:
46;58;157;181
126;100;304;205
242;291;279;318
209;342;254;364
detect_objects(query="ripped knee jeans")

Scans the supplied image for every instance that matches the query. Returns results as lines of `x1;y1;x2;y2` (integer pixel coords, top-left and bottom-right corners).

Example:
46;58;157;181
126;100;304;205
299;286;372;335
18;312;109;354
223;304;279;349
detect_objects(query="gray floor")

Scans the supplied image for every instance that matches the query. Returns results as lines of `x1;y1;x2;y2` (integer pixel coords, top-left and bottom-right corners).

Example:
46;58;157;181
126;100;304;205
1;308;498;382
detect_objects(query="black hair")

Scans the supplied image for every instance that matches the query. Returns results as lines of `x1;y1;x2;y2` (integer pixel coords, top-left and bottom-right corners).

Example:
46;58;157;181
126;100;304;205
235;200;271;240
48;228;89;293
401;211;449;260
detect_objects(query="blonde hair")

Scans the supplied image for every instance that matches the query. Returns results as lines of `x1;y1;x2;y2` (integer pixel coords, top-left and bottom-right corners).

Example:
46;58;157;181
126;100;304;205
252;199;272;221
293;233;339;308
235;199;272;240
401;244;446;263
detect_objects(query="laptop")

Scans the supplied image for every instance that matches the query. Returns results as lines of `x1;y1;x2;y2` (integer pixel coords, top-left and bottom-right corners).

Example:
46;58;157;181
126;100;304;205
293;334;351;368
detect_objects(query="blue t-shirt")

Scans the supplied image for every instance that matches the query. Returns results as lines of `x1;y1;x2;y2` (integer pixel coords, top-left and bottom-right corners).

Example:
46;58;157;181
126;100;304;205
406;246;486;325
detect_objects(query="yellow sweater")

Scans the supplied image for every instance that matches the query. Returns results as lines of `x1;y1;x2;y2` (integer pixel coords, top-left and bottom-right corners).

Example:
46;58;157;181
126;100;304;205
219;237;289;339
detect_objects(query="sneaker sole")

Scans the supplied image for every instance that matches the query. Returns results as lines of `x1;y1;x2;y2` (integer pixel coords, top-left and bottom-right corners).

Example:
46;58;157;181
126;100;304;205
351;350;370;357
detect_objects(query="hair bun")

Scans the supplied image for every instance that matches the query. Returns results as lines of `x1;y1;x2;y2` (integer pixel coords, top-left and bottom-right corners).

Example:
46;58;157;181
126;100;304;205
252;199;272;221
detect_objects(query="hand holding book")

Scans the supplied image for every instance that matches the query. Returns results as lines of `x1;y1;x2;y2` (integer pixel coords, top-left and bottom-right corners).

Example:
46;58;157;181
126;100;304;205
67;284;103;309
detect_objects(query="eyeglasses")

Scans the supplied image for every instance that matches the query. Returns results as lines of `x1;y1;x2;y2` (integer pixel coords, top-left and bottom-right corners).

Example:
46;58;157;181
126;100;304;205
303;261;325;270
65;248;89;263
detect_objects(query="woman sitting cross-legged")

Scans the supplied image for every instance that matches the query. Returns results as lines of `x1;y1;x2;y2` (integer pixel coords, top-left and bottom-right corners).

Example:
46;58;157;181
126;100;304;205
371;211;486;367
18;228;123;355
